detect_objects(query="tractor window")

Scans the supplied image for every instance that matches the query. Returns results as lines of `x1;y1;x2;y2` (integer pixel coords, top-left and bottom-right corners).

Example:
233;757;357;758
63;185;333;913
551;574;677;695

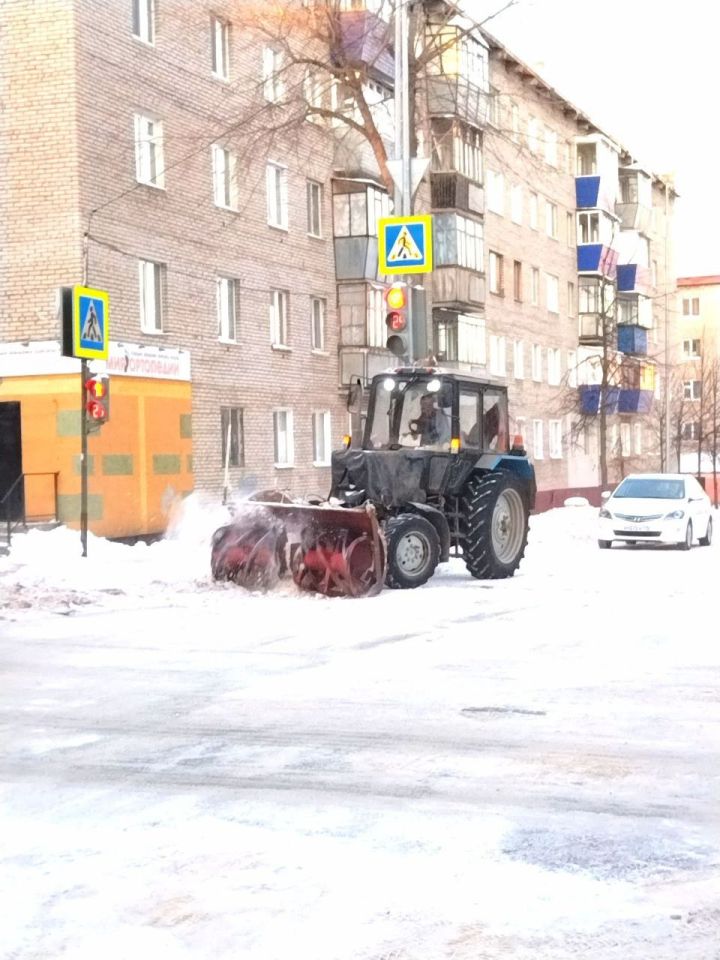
367;378;452;451
482;389;508;451
459;389;481;447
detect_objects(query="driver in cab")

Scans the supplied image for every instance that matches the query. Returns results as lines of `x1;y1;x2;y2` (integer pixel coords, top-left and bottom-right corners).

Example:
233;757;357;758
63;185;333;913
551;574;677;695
408;394;451;447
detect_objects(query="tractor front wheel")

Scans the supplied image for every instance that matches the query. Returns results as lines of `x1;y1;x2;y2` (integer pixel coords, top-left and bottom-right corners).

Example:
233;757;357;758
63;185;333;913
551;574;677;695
461;472;529;579
384;514;440;589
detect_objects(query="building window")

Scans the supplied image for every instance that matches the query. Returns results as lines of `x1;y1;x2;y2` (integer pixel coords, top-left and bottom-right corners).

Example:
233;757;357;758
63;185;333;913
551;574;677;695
212;144;237;209
134;115;164;187
545;274;559;313
683;380;702;400
621;422;631;454
434;213;484;271
527;116;539;153
452;125;482;182
312;411;331;465
513;340;524;379
266;162;288;229
514;416;527;446
489;335;506;376
511;101;521;143
682;298;700;317
567;350;577;387
533;419;544;459
634;422;643;454
513;261;522;302
549;420;562;458
567;211;574;247
310;296;326;351
568;281;576;317
211;15;230;79
139;259;164;333
682;421;700;441
531;344;542;382
544;128;557;167
683;339;701;359
510;185;523;225
367;285;384;347
220;407;244;467
263;47;284;102
303;67;325;120
531;267;540;306
578;211;600;244
547;347;561;385
333;186;390;237
273;410;294;466
307;180;323;237
132;0;154;44
529;192;538;230
545;200;558;239
486;170;504;215
270;289;289;347
488;85;500;127
217;277;237;341
488;251;503;295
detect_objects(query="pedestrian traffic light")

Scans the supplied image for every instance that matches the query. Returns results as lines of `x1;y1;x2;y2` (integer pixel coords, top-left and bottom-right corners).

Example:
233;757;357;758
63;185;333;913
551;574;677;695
385;283;409;357
84;375;110;427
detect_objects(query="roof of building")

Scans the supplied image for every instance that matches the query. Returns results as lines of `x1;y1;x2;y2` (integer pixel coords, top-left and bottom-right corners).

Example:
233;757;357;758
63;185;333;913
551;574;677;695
677;276;720;287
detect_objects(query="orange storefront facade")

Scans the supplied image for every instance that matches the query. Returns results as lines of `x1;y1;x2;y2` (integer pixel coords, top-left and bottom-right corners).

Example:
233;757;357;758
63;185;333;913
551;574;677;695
0;341;193;538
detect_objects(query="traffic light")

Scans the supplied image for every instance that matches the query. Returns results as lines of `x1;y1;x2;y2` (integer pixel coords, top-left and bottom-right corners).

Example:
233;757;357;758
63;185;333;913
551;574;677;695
84;375;110;428
385;283;409;357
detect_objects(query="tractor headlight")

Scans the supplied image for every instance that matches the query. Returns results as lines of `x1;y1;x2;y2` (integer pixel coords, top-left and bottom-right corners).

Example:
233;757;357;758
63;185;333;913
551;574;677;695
427;378;441;393
382;377;395;392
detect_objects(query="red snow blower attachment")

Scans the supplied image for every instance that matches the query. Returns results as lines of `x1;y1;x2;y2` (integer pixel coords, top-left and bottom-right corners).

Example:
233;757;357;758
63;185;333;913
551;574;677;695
211;495;385;598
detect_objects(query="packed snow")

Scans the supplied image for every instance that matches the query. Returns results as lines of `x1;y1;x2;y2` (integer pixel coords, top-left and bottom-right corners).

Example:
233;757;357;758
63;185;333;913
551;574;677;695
1;497;719;959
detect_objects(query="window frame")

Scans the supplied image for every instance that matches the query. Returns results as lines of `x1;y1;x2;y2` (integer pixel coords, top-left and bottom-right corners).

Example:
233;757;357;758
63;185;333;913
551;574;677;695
488;251;504;296
220;406;244;467
263;46;284;102
310;296;326;352
217;277;238;342
270;289;290;348
306;179;323;237
212;144;237;210
549;419;562;459
134;114;164;188
211;15;230;80
273;409;294;467
532;419;544;459
531;343;543;382
139;258;164;333
312;410;332;466
266;161;289;230
513;339;524;380
132;0;155;45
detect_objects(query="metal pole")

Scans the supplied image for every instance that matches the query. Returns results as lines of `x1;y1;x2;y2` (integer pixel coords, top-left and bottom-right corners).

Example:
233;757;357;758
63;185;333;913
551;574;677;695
394;0;414;361
663;181;671;472
80;358;88;557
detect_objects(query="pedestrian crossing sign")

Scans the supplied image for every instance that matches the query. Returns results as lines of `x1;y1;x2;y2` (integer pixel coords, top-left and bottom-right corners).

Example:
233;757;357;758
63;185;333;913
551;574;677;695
378;215;433;275
72;286;109;360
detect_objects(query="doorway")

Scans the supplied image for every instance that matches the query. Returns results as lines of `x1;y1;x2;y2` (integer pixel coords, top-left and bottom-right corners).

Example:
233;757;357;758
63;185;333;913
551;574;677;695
0;402;24;521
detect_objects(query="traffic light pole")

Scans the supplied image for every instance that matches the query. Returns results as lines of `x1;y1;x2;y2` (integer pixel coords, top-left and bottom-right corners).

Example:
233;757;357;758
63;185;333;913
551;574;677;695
80;358;89;557
394;0;414;362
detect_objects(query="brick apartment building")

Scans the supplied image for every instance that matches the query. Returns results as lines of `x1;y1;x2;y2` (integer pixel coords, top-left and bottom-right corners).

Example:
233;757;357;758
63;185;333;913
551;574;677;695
0;0;677;536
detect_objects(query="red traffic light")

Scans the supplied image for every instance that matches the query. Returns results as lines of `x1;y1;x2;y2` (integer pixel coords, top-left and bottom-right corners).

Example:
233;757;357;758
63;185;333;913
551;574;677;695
386;311;407;332
85;377;109;423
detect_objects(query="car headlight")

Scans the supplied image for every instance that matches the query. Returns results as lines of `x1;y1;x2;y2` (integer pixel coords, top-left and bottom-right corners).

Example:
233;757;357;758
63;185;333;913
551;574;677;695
599;508;612;519
665;509;685;520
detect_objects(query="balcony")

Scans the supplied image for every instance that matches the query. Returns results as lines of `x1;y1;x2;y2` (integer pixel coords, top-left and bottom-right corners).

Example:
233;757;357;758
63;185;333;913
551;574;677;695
617;167;652;232
577;243;618;279
426;77;489;128
578;313;604;344
616;264;653;296
338;9;394;85
334;237;381;282
430;173;484;215
617;325;648;356
618;389;653;414
578;385;620;415
432;266;485;310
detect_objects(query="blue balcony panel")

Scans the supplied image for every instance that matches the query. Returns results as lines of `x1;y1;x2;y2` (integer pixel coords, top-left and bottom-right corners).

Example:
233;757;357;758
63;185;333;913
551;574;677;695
618;389;653;414
576;176;601;208
579;384;621;415
577;244;618;279
616;263;653;294
617;325;648;355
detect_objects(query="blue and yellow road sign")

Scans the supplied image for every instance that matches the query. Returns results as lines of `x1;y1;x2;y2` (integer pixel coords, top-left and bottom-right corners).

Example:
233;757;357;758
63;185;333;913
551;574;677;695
378;215;433;275
72;286;109;360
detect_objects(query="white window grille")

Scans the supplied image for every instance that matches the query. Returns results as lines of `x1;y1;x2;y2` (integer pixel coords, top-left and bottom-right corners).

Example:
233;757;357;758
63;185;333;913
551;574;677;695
134;115;164;187
217;277;237;341
270;289;289;347
139;259;163;333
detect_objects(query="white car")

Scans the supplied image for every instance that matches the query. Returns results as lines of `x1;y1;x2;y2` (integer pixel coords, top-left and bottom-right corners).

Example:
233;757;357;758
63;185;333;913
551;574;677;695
598;473;713;550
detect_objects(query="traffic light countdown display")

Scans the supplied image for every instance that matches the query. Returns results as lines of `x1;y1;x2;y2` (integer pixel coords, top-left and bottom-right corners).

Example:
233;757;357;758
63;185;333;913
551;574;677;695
385;284;409;357
84;375;110;429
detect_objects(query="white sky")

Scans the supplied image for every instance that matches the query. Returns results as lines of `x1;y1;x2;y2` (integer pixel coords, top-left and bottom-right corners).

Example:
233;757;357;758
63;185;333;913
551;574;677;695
481;0;720;277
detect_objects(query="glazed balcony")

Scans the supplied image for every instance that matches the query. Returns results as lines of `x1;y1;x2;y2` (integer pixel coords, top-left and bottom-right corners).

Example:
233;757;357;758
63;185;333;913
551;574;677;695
578;385;620;415
616;167;652;232
617;325;648;356
430;172;484;215
424;25;490;128
577;244;618;279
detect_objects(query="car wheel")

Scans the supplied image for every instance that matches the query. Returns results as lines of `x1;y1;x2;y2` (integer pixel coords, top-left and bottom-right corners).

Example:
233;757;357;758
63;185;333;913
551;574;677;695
598;540;612;549
679;521;693;551
699;517;713;547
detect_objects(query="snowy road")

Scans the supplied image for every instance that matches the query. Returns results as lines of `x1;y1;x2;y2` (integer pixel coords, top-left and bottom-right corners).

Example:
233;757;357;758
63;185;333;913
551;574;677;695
1;504;719;959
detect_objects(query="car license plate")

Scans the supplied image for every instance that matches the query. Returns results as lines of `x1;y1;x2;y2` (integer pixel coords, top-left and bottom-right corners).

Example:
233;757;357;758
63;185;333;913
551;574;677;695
626;523;649;532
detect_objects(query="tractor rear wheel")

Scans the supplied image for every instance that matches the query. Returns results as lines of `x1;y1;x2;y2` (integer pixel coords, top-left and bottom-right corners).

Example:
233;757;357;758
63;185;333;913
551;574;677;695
384;514;440;589
461;471;529;579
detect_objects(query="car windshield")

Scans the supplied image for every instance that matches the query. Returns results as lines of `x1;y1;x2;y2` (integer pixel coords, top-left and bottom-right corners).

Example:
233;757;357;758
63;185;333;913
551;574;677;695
367;377;452;451
613;478;685;500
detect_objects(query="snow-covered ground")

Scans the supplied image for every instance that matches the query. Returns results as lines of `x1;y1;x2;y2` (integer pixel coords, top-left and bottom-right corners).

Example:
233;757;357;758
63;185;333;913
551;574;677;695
1;498;719;959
